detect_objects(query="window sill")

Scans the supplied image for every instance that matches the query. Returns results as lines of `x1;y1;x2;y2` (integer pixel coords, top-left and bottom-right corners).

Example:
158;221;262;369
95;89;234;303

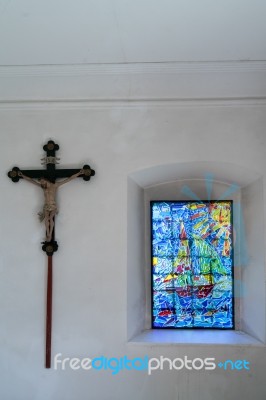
128;329;265;347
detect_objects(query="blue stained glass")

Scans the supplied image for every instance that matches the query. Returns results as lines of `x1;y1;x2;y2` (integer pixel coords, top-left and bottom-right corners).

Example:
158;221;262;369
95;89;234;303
151;201;234;329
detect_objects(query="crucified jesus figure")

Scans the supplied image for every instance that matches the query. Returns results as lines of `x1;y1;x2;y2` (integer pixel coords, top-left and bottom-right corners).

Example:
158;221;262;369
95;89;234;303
18;169;84;242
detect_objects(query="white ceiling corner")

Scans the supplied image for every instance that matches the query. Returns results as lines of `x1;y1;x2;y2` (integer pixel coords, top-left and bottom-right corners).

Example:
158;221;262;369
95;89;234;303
0;0;266;102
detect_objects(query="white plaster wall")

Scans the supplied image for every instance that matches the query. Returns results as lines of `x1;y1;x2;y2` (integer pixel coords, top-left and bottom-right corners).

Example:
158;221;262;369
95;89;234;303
1;0;266;65
241;179;266;342
0;104;266;400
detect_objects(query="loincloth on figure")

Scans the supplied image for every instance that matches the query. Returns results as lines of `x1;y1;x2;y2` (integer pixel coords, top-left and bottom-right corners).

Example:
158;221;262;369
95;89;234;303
38;203;58;222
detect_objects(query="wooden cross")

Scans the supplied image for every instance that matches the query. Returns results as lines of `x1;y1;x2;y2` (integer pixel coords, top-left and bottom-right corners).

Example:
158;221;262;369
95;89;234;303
7;140;95;368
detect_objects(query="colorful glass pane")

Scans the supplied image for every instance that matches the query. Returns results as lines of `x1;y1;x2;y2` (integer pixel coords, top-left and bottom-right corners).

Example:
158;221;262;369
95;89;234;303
151;201;233;329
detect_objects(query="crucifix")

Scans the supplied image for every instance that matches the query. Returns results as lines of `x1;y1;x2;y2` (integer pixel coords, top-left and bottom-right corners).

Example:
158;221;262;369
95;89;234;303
7;140;95;368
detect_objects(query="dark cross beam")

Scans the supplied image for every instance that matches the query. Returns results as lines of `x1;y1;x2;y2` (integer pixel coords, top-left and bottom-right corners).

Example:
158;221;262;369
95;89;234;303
7;140;95;368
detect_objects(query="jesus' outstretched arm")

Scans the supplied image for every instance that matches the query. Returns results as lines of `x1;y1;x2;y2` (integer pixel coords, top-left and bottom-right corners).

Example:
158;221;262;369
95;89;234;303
55;169;84;187
18;171;42;187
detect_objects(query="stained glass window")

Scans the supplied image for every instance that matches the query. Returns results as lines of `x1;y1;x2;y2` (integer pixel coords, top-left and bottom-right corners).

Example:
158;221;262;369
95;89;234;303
151;201;234;329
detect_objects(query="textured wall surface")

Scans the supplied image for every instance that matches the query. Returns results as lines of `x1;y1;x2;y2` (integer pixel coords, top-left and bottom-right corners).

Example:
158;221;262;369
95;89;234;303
1;102;266;400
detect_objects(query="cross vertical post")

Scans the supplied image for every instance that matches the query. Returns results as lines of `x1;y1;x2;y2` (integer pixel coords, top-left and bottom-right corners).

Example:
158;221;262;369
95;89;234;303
46;256;53;368
8;140;95;368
